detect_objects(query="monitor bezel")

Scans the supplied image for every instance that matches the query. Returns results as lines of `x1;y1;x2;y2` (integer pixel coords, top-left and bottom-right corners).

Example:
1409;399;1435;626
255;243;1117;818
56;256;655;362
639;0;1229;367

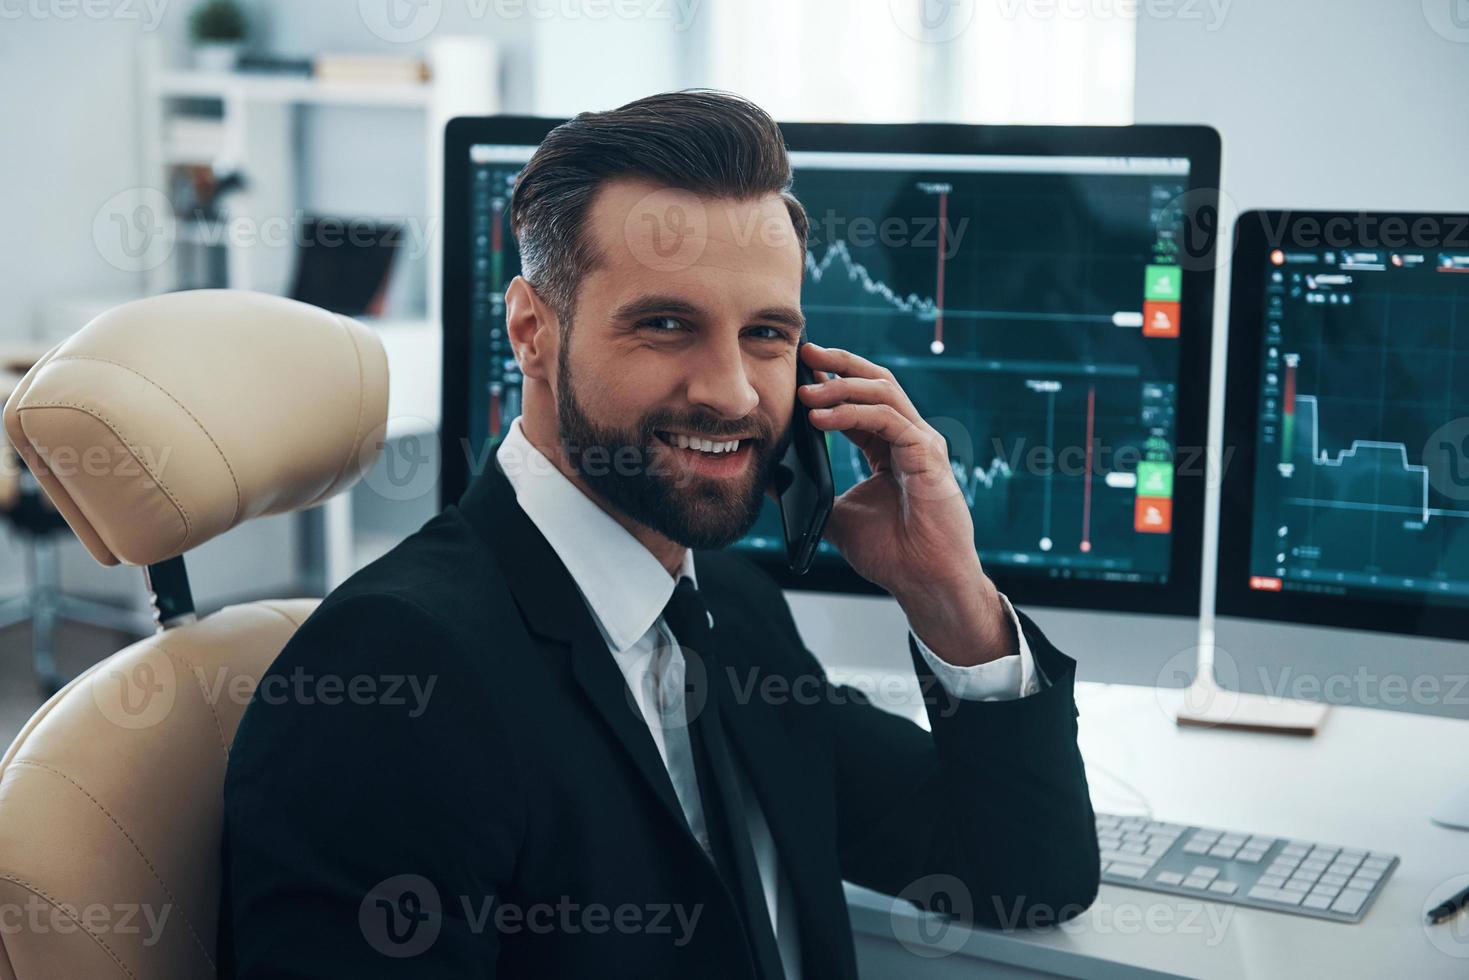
442;116;1221;617
1216;208;1469;641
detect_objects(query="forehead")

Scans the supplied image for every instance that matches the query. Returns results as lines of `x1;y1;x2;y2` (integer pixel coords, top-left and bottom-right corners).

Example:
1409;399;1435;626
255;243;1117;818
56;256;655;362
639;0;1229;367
579;178;804;309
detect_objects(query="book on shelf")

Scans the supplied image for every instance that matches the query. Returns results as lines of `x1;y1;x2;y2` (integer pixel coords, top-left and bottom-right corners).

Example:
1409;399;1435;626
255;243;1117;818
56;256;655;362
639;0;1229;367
312;54;430;85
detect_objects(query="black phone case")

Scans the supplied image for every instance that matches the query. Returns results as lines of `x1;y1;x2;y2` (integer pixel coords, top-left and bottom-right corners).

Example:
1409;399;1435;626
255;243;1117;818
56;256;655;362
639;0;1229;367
774;359;835;574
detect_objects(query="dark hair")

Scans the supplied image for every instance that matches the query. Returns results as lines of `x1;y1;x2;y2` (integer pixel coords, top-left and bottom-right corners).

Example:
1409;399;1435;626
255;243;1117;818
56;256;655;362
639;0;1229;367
509;89;810;324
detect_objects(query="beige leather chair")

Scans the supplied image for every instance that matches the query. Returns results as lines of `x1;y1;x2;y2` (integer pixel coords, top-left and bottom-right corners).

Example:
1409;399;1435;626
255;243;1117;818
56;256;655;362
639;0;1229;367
0;290;389;979
0;364;157;696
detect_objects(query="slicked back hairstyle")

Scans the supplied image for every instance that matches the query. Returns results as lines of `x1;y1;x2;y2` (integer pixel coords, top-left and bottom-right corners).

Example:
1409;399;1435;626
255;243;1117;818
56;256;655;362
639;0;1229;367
509;89;810;327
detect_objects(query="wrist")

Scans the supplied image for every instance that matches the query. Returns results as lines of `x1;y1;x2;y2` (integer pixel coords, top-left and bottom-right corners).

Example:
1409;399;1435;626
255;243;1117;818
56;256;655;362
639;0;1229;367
898;573;1015;667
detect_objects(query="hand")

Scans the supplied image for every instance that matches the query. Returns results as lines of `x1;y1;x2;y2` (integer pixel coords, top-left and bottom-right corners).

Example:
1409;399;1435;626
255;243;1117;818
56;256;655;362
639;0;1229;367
795;342;1014;665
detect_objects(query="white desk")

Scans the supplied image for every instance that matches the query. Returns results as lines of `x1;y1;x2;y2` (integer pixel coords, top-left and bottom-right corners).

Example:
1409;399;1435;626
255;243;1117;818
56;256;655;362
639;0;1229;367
846;682;1469;978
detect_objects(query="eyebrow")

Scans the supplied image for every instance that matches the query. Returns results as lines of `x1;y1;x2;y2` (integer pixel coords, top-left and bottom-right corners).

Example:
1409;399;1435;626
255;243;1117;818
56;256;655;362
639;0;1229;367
610;294;806;333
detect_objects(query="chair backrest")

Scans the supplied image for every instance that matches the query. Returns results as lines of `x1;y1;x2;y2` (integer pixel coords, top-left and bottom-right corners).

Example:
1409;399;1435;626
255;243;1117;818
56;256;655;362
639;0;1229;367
0;291;390;979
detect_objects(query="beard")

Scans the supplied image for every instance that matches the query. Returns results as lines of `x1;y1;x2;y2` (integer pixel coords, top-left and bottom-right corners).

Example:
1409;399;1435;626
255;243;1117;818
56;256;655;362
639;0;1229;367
555;346;792;550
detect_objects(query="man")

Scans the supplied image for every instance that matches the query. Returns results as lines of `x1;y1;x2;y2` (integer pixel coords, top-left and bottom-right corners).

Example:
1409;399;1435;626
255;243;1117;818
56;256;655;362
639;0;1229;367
222;90;1098;979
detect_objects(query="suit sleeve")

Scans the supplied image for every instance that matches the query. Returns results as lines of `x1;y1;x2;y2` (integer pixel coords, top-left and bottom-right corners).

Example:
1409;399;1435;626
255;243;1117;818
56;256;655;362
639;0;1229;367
766;580;1100;928
222;594;521;978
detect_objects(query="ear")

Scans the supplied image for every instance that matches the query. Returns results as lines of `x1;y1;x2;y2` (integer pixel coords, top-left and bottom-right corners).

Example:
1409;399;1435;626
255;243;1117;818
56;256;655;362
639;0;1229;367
505;275;559;382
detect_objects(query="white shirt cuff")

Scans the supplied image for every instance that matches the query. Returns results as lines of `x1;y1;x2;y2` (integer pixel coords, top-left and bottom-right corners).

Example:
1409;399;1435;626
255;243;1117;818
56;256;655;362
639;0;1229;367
909;592;1040;701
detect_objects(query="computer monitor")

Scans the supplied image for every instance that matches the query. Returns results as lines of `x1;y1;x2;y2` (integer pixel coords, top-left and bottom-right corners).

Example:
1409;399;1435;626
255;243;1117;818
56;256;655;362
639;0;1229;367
441;118;1221;679
1216;209;1469;722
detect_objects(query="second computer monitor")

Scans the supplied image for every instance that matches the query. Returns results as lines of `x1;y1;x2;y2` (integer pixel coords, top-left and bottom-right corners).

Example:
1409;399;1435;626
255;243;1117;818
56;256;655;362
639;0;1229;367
1216;210;1469;718
441;119;1220;618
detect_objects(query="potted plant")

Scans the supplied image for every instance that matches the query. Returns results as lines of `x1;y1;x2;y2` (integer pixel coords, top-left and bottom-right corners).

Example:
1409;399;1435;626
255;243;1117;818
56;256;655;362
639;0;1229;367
189;0;247;72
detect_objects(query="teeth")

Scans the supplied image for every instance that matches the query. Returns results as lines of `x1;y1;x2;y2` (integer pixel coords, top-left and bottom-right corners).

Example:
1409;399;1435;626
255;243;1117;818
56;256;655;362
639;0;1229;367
666;433;741;454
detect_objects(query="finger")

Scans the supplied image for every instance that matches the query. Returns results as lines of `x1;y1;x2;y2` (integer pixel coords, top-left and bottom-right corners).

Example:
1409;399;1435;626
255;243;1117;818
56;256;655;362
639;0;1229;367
798;375;924;428
815;408;885;465
810;403;957;500
807;402;938;459
801;342;898;385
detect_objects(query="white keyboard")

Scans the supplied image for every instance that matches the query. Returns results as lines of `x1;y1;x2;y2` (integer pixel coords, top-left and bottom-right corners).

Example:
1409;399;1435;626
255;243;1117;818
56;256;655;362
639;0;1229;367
1096;813;1398;923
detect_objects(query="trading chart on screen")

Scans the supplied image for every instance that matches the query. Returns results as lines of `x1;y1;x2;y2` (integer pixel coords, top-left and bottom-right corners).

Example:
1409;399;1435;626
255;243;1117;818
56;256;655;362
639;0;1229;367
1247;243;1469;603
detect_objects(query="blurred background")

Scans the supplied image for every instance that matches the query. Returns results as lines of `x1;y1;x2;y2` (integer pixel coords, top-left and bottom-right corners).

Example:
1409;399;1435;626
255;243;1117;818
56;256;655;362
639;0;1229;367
0;0;1466;743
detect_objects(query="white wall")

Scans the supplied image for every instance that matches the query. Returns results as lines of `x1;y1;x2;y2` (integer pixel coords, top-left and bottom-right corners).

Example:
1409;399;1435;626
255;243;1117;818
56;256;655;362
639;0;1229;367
0;10;187;599
1134;0;1469;631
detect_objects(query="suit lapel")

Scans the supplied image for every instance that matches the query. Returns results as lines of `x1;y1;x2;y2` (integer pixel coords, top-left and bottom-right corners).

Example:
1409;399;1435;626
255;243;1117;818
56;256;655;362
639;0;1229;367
456;456;692;838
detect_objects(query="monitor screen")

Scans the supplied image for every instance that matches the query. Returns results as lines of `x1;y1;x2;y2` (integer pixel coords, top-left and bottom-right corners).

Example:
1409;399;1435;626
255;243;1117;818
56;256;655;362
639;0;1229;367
443;120;1220;615
1220;210;1469;639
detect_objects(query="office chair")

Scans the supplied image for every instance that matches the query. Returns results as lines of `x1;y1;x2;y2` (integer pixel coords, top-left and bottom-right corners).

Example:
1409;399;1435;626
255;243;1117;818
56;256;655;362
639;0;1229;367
0;289;389;979
0;367;155;697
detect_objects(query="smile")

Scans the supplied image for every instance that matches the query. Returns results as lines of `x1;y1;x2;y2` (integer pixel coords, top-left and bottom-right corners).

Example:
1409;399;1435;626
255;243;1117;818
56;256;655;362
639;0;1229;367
655;431;751;455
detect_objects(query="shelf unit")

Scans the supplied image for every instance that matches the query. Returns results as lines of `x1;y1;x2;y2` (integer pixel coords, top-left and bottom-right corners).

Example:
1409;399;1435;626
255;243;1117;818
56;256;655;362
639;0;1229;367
137;35;499;328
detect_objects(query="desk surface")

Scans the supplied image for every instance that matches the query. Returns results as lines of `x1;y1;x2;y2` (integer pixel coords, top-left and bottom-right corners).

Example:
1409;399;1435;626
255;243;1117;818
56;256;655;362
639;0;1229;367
847;682;1469;978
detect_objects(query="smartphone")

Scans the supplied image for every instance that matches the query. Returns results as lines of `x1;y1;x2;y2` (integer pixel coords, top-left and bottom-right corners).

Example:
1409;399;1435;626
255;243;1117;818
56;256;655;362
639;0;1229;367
772;357;835;575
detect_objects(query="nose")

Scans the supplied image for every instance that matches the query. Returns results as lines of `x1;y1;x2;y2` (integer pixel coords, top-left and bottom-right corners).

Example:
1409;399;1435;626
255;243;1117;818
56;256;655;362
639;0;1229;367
683;334;760;422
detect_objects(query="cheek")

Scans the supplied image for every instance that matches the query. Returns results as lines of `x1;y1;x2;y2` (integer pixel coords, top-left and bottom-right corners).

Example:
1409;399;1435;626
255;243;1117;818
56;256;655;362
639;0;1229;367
595;363;684;418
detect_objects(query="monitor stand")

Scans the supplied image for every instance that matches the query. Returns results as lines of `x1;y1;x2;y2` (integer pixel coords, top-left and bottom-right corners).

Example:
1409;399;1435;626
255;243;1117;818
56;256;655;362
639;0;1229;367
1175;667;1330;736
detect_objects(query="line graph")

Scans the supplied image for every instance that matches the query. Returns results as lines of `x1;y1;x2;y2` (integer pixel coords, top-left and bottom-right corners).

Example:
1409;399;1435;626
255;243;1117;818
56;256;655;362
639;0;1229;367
1251;267;1469;594
804;239;936;317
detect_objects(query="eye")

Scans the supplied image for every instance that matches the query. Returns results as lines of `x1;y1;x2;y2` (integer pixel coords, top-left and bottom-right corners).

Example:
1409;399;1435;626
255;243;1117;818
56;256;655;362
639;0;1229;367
638;316;687;333
747;325;789;341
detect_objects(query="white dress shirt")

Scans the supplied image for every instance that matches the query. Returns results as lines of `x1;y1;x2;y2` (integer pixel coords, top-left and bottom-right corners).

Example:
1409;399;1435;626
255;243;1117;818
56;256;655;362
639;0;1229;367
494;415;1040;977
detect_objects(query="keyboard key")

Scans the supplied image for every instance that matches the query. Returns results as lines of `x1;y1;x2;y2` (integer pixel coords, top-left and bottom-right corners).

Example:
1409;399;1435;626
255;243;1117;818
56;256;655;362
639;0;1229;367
1281;843;1310;857
1249;886;1302;906
1183;840;1212;855
1208;880;1238;896
1156;871;1185;886
1331;889;1371;916
1220;833;1248;847
1210;844;1240;860
1308;846;1339;862
1300;858;1329;873
1348;875;1377;892
1247;835;1276;849
1340;849;1367;861
1302;894;1334;911
1291;868;1320;883
1183;875;1213;890
1259;874;1286;888
1190;865;1219;881
1109;862;1149;880
1281;879;1311;893
1192;830;1221;844
1361;857;1391;872
1235;849;1267;864
1320;873;1349;887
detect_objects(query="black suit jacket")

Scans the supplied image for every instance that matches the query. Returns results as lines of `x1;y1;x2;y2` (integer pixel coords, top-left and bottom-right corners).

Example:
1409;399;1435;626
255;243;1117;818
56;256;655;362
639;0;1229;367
221;455;1100;979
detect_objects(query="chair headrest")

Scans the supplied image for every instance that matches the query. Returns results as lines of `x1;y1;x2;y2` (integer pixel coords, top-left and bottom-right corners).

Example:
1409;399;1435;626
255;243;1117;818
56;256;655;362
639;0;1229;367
1;290;389;566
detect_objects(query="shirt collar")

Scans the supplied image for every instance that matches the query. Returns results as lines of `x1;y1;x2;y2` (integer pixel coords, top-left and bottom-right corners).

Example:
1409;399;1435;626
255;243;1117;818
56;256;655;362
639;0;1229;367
494;415;698;654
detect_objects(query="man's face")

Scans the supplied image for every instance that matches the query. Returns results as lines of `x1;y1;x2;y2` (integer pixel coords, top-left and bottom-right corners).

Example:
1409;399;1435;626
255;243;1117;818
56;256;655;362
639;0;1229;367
553;178;805;550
